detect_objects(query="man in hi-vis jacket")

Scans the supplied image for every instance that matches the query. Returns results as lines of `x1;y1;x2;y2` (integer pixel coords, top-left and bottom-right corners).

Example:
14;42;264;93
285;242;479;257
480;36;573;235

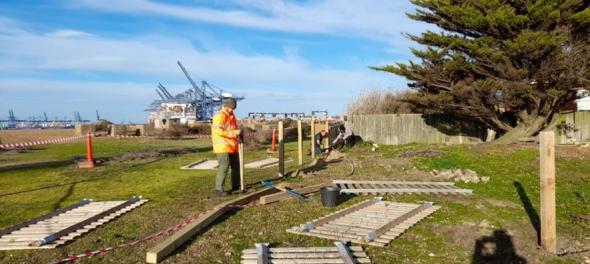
211;98;241;196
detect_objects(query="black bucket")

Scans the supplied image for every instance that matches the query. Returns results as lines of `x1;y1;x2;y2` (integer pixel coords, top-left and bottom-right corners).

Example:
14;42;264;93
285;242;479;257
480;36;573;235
320;186;341;207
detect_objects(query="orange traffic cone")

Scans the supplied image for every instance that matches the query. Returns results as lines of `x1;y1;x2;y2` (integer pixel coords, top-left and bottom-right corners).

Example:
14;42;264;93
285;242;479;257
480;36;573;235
78;132;95;168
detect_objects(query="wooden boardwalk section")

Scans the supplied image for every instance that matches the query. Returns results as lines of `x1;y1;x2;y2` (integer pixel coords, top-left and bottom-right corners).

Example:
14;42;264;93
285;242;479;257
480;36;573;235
0;198;147;250
241;242;371;264
287;198;439;247
333;180;472;195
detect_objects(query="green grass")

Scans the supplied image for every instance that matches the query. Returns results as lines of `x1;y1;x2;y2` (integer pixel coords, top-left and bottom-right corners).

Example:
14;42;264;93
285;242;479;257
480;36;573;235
0;139;588;263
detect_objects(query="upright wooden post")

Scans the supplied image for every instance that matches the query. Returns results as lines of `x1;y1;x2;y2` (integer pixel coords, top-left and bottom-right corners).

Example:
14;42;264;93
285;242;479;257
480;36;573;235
297;119;303;166
278;121;285;177
310;116;316;159
239;142;244;192
539;131;556;254
324;117;330;149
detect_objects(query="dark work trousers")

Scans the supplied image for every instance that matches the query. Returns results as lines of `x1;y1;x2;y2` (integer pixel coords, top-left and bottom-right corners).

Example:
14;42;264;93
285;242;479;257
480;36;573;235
215;152;240;192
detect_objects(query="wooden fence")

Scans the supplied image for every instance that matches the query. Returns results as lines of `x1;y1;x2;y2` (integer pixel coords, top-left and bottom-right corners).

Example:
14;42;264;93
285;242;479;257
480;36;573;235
348;114;486;145
557;111;590;144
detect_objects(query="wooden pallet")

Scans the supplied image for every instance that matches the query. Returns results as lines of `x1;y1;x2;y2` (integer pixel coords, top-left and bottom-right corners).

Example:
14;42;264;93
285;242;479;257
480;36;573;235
333;180;472;195
180;159;219;170
287;198;440;247
0;198;147;250
241;242;371;264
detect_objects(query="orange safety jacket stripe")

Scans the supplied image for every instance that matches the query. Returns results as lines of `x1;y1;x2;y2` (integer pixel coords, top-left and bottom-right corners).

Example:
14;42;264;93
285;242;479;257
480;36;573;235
211;107;239;153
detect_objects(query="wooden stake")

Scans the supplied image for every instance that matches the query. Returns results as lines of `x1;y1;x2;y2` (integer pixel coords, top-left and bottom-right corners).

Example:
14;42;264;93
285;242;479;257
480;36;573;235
278;121;285;177
539;131;556;254
311;116;316;159
297;119;303;166
324;117;329;149
239;142;244;191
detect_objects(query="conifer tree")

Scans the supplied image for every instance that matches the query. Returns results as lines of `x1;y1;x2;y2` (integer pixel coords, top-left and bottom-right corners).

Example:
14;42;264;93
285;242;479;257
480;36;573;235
374;0;590;142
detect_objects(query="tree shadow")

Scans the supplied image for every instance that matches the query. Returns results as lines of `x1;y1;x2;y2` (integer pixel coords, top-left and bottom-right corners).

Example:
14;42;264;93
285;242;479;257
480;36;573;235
513;181;540;244
422;113;487;141
52;182;76;210
472;229;527;264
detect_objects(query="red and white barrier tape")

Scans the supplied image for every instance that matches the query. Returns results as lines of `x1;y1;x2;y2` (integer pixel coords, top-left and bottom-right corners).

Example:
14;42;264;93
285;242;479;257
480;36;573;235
0;136;86;150
106;135;146;139
52;203;255;264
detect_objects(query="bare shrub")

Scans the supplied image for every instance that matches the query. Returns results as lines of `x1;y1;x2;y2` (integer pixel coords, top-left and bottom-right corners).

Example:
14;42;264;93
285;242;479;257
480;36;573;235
158;123;189;139
347;88;417;115
187;123;211;135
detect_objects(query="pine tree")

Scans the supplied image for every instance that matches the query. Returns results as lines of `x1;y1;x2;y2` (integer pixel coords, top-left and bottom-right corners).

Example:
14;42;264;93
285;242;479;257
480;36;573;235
374;0;590;142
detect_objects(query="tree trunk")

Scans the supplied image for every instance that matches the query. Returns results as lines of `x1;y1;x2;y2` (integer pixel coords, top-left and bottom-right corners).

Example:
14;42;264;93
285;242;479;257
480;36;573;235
493;115;550;144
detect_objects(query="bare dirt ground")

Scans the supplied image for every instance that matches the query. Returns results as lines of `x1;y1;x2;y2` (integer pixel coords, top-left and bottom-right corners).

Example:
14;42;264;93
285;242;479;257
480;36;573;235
0;129;74;144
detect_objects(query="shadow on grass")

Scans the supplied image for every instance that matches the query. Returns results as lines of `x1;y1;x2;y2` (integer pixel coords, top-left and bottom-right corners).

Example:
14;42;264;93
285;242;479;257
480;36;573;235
53;182;76;210
513;181;540;244
472;229;527;264
0;158;165;198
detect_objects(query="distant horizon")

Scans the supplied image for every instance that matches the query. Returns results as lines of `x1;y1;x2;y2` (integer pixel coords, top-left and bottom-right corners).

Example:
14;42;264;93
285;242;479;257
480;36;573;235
0;1;424;123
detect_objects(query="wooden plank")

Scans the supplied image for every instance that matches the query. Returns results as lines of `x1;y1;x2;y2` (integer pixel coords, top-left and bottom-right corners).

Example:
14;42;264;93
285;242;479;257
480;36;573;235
539;131;556;253
0;199;90;237
146;188;278;263
334;242;355;264
256;243;269;264
259;183;329;205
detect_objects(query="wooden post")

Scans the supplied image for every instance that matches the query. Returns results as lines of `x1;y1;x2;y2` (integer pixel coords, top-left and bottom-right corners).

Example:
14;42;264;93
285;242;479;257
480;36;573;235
324;117;330;149
278;121;285;177
311;116;316;159
239;142;244;191
539;131;556;254
297;119;303;166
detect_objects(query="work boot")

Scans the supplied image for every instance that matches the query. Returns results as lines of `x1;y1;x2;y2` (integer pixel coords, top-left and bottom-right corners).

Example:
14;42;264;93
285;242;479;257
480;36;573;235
216;190;229;197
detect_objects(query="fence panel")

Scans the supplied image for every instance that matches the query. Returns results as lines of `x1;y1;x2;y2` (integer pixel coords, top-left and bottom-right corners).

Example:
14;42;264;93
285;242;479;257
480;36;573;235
348;114;486;145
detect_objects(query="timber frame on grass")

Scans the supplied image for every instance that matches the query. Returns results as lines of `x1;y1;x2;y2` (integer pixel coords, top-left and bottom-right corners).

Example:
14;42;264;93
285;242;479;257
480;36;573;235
145;188;278;263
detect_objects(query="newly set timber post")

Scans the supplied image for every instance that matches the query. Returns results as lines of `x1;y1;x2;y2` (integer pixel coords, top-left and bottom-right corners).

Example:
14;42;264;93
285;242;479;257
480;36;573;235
297;119;303;166
539;131;556;254
324;117;329;149
310;116;316;159
239;142;245;192
278;121;285;177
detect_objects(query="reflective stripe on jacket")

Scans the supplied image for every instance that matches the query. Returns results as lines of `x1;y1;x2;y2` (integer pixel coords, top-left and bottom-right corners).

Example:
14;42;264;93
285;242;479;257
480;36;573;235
211;107;239;153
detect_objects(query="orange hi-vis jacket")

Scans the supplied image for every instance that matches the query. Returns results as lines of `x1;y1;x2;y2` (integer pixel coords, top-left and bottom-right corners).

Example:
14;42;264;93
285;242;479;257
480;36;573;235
211;107;239;154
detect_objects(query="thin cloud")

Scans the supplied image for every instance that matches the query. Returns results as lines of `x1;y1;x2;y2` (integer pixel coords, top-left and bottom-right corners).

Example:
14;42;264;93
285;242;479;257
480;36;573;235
70;0;429;48
0;19;394;89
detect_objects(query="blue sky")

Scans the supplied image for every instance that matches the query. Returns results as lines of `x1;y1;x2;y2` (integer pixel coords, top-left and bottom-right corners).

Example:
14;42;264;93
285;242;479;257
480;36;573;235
0;0;427;123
